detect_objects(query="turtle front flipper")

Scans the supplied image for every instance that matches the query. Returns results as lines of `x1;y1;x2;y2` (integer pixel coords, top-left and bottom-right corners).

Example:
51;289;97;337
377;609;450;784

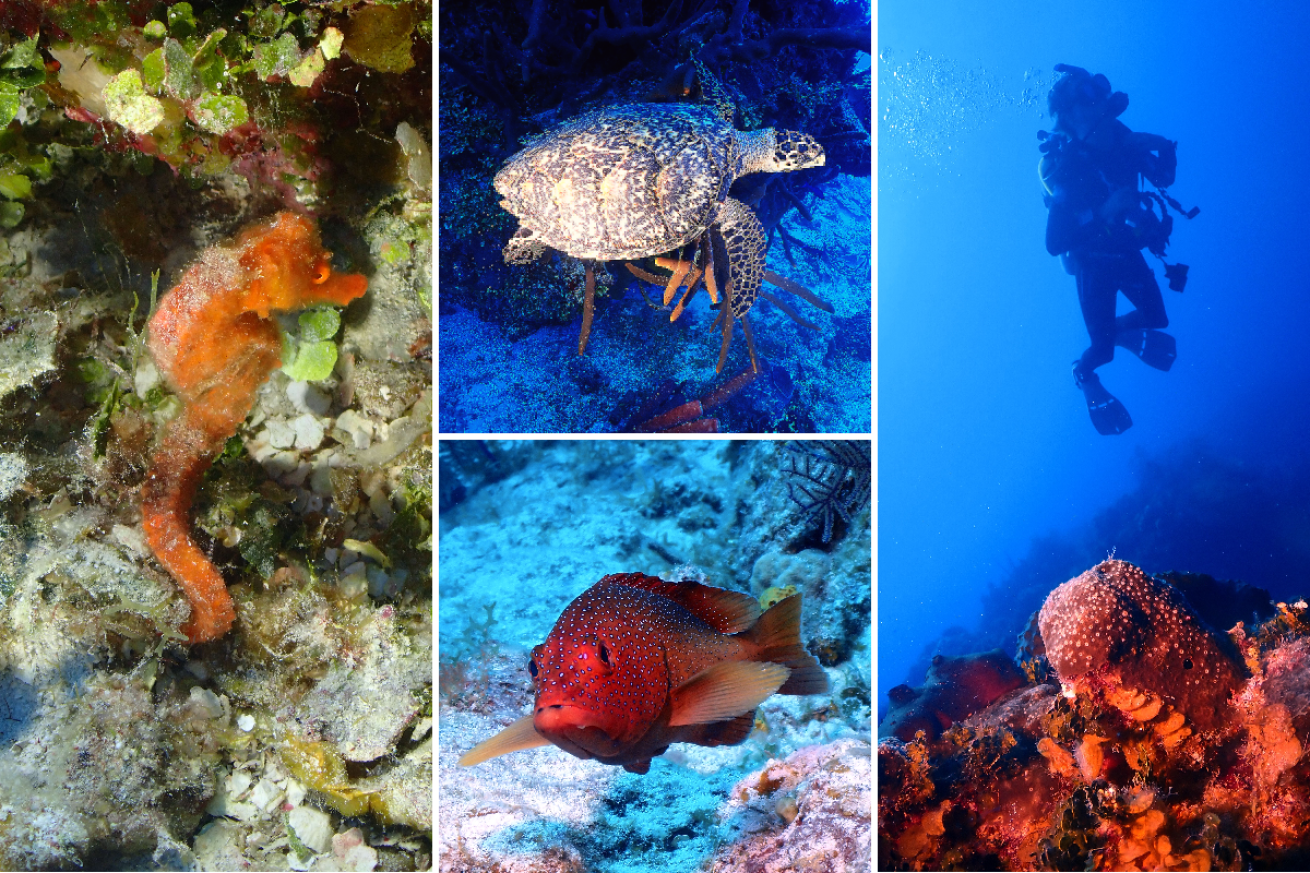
713;197;766;373
716;198;765;319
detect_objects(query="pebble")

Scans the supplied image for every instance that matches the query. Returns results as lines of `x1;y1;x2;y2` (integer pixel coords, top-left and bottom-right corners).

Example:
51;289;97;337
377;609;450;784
249;777;284;812
367;566;390;599
288;805;334;854
310;457;335;496
335;408;374;449
332;828;377;872
287;380;331;416
229;771;253;797
0;452;29;501
188;686;225;720
110;523;149;558
264;419;296;450
292;413;326;451
285;777;307;809
133;358;160;397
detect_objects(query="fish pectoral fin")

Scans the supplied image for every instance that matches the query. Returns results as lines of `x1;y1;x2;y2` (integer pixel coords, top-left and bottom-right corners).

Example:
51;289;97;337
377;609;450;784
457;715;549;766
669;661;790;727
681;711;756;748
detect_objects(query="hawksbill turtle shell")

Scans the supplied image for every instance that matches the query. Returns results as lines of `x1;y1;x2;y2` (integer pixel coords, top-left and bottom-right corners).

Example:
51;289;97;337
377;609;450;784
494;100;828;373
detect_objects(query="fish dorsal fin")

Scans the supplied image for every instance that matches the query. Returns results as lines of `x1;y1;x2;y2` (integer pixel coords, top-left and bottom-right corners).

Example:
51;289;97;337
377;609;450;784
669;661;790;727
602;573;761;633
457;715;549;767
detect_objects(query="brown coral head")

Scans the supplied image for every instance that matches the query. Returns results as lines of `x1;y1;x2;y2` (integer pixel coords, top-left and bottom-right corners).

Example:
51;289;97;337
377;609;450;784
1038;560;1243;732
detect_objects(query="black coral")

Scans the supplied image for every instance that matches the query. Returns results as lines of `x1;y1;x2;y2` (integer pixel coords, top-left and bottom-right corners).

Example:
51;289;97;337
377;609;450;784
784;440;871;543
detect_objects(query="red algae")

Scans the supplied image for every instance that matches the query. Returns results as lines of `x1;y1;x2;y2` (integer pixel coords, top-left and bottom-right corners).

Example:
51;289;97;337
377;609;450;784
142;211;367;643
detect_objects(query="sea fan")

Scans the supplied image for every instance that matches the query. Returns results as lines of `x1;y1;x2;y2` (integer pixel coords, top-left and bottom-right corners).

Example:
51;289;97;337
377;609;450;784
784;440;871;543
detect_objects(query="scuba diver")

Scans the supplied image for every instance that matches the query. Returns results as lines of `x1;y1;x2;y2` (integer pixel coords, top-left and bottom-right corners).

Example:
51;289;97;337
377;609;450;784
1039;64;1197;435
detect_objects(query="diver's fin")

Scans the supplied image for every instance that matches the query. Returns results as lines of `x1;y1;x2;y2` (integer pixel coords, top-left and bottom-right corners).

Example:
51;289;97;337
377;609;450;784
1079;373;1133;435
457;714;549;766
1116;329;1176;371
669;661;790;726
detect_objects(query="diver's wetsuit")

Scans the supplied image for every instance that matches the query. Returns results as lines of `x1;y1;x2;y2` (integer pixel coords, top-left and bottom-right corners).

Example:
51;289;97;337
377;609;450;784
1044;119;1176;377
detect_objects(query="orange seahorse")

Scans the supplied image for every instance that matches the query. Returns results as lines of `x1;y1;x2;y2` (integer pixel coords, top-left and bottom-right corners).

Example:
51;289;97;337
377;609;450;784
142;211;367;643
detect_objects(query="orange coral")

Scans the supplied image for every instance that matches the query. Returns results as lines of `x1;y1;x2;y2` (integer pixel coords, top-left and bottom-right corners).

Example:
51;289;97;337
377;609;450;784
142;211;367;643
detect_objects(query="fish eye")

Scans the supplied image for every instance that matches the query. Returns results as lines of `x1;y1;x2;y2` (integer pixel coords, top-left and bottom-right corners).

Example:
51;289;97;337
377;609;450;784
598;643;610;665
312;262;331;284
528;658;538;677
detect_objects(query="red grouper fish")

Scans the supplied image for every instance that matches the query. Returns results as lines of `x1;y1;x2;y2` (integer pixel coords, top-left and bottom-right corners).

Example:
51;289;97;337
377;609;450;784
458;573;830;774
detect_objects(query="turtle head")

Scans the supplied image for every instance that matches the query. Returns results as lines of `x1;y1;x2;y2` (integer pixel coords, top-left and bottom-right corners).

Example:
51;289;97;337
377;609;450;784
772;130;825;171
738;128;825;175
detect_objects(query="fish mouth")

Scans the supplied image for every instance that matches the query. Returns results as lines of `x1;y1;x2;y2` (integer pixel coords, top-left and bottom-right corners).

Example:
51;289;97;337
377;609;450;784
535;703;609;734
534;705;624;758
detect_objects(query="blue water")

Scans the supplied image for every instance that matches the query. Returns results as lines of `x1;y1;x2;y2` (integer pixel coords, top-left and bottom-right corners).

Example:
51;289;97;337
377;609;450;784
878;2;1310;712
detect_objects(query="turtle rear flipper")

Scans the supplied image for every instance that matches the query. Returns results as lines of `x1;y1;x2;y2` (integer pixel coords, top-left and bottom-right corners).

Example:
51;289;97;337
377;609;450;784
504;227;546;265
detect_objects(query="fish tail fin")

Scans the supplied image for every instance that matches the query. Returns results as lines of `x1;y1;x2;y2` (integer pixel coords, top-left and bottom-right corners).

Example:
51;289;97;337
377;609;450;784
744;594;830;695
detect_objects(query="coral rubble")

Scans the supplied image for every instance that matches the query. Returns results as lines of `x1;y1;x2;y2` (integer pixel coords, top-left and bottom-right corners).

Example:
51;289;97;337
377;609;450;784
879;560;1310;871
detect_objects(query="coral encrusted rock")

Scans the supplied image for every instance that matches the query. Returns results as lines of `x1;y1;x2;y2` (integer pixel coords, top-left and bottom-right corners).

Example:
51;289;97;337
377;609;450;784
1038;559;1243;731
879;649;1026;742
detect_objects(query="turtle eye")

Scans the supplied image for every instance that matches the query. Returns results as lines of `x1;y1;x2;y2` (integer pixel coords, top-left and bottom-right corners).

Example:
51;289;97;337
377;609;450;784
528;658;538;678
598;643;610;666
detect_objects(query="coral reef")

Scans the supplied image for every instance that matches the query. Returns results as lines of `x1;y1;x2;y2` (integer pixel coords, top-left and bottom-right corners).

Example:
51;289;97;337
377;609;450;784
439;440;871;872
0;3;431;868
880;650;1028;742
710;738;872;872
879;561;1310;871
438;0;871;433
898;441;1301;703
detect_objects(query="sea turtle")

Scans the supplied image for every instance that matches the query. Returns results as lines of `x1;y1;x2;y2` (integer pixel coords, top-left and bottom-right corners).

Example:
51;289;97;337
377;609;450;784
494;85;828;372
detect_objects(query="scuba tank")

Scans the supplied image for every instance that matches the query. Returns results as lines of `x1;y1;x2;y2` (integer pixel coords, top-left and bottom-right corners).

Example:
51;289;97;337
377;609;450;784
1038;127;1197;290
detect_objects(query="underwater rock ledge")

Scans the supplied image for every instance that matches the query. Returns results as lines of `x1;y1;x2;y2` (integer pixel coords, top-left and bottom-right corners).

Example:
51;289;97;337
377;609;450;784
879;559;1310;872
